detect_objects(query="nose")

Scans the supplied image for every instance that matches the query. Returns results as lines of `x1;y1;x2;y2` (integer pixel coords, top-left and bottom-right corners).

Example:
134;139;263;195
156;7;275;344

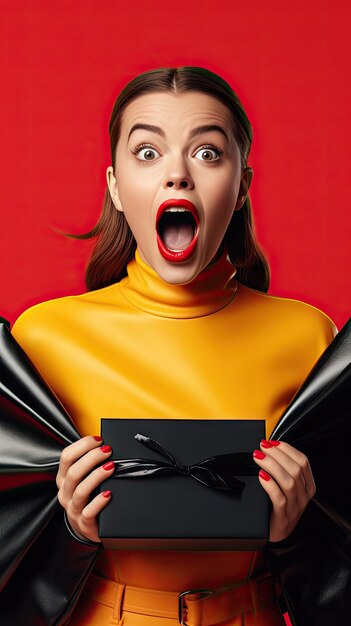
164;155;194;190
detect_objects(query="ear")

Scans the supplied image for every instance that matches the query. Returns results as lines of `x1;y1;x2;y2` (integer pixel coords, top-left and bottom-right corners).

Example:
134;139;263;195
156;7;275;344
234;167;254;211
106;166;123;213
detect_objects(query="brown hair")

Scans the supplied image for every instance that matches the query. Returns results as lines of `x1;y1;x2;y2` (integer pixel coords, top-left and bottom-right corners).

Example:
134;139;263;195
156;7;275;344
67;67;270;292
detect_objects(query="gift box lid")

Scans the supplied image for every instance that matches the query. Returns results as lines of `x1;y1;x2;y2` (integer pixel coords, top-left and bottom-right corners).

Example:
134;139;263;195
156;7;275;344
99;418;269;550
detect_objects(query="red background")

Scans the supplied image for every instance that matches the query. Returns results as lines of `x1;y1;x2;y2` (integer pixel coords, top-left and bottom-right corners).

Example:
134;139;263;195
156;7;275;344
0;1;350;330
1;3;350;623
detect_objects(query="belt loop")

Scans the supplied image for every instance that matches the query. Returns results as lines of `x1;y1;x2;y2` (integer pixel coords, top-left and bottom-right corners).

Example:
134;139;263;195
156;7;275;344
179;589;215;626
113;582;126;623
248;578;259;615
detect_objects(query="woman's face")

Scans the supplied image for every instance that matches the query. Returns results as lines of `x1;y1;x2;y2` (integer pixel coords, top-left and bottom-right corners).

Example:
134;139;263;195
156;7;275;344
107;91;252;284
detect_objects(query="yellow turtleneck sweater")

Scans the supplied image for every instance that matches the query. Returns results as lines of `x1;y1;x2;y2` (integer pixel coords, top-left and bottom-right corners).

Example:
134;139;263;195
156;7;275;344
11;249;337;625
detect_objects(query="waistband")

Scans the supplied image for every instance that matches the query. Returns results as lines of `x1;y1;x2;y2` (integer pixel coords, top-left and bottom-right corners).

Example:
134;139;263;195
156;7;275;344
83;573;277;625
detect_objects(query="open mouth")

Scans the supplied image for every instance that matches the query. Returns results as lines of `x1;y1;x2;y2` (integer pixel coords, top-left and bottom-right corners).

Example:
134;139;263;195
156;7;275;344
156;200;200;262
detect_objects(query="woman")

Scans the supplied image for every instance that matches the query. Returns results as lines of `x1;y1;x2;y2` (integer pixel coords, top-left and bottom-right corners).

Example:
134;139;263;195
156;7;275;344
11;67;337;625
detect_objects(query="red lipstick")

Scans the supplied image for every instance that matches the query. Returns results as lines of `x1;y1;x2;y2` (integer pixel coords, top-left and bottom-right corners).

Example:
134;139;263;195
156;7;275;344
156;199;200;262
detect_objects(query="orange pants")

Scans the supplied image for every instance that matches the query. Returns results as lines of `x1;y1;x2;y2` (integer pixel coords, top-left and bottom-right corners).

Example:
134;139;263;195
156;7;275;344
69;574;286;626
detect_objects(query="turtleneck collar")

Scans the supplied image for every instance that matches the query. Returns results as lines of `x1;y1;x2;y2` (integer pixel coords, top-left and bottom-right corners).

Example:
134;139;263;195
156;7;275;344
119;248;239;319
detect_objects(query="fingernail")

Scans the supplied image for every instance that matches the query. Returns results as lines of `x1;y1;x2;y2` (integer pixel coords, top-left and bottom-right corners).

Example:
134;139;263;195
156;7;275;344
93;436;103;441
253;449;266;459
102;461;115;471
269;440;281;446
102;490;111;498
259;469;271;481
100;445;112;454
261;439;273;448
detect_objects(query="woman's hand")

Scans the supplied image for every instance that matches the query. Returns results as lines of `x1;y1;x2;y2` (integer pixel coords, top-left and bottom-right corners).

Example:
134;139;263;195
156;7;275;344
253;439;316;542
56;435;115;543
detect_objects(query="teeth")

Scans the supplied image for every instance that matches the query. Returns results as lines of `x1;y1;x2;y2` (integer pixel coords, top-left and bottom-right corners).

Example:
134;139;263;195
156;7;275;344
164;207;187;213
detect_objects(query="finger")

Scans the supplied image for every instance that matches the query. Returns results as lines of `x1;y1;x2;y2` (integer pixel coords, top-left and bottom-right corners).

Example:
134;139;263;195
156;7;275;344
57;435;104;487
70;459;115;514
258;471;300;541
61;445;113;501
259;444;307;490
69;490;112;543
261;440;316;498
253;450;305;513
257;470;288;522
82;489;112;525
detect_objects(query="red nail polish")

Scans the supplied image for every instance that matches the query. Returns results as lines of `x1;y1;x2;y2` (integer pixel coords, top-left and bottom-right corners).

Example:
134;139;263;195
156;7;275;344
93;436;103;441
100;445;112;454
253;449;266;460
102;490;111;498
259;469;271;481
261;439;273;448
102;461;115;471
269;440;281;446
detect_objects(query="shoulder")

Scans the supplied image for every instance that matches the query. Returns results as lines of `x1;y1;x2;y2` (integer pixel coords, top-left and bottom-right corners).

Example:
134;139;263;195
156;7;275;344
237;283;338;350
11;295;76;356
11;283;123;351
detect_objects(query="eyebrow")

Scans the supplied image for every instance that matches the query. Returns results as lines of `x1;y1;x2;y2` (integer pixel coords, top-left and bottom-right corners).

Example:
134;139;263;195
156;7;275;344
127;123;228;143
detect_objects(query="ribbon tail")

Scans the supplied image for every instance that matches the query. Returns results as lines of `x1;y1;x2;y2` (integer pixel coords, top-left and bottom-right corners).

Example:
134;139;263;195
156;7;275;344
113;458;174;478
190;466;245;497
200;453;258;475
134;433;178;465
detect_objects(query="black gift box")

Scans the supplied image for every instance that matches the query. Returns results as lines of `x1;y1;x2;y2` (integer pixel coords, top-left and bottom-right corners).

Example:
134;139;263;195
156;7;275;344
99;418;269;550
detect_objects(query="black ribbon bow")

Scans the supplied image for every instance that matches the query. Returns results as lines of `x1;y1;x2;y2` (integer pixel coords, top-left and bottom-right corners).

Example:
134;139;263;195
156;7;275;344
111;433;258;497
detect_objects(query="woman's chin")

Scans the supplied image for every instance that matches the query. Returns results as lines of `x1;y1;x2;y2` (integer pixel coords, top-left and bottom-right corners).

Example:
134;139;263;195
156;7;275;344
154;259;202;285
138;246;204;285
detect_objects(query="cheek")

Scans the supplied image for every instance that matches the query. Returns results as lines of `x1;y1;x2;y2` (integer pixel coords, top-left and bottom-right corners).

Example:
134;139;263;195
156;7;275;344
117;181;156;245
203;176;238;230
118;169;156;213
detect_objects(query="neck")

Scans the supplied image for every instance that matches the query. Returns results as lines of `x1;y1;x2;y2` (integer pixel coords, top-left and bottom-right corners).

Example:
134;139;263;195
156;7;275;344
119;248;239;319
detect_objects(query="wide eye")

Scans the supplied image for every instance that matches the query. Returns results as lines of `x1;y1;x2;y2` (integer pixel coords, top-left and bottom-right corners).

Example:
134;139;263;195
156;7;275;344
194;146;222;162
133;145;161;162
